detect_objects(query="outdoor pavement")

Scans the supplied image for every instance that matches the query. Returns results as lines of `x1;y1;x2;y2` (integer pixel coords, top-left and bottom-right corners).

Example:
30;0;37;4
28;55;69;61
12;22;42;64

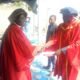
31;53;62;80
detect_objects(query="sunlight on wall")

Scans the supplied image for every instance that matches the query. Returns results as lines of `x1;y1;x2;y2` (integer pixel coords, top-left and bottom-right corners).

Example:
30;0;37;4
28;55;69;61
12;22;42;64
38;0;80;43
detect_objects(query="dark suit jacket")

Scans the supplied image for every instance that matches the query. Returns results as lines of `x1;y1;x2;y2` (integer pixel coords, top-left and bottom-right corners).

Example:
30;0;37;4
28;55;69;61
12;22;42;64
46;23;57;42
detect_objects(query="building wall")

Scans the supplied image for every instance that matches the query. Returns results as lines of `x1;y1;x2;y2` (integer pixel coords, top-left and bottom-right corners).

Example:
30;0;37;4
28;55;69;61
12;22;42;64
0;2;36;39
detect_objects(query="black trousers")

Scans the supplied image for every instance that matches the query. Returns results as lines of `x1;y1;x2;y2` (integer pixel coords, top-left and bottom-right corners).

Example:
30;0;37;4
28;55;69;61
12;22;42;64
47;55;55;69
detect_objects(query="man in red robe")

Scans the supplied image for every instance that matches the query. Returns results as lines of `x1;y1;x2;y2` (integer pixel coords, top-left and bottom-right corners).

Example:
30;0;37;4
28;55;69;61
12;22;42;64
54;7;80;80
0;8;40;80
45;7;80;80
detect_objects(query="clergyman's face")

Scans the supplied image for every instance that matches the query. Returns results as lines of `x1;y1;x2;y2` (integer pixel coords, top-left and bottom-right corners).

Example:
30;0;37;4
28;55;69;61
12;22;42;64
18;15;27;27
62;14;71;23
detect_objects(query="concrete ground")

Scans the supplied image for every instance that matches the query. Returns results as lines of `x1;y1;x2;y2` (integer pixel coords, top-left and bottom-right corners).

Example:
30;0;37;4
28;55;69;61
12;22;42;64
31;53;62;80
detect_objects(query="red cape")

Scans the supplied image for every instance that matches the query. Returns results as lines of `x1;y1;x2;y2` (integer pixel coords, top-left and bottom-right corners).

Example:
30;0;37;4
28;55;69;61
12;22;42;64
54;19;80;80
0;23;34;80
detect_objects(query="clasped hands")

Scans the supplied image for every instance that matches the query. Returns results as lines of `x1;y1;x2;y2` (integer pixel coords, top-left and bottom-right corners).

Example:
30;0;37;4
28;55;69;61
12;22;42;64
34;40;61;56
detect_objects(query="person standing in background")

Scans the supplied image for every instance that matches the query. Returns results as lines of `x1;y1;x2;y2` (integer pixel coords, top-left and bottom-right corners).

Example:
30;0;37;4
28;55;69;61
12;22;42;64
43;15;57;71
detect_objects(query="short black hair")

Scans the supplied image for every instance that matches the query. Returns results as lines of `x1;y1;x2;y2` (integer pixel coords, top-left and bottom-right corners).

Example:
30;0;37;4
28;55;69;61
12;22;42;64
60;7;78;17
8;8;27;23
49;15;56;20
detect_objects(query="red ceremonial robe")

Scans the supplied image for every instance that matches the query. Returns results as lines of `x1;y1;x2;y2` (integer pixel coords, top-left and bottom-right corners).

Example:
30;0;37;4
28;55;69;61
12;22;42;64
53;18;80;80
0;23;34;80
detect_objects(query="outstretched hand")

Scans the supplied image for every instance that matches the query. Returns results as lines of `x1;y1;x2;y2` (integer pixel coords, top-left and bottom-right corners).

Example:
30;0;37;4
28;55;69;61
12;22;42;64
44;40;53;48
33;44;45;56
55;49;61;55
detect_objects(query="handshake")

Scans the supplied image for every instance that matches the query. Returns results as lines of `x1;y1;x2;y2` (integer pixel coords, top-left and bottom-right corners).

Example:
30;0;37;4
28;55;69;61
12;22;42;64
33;40;68;56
